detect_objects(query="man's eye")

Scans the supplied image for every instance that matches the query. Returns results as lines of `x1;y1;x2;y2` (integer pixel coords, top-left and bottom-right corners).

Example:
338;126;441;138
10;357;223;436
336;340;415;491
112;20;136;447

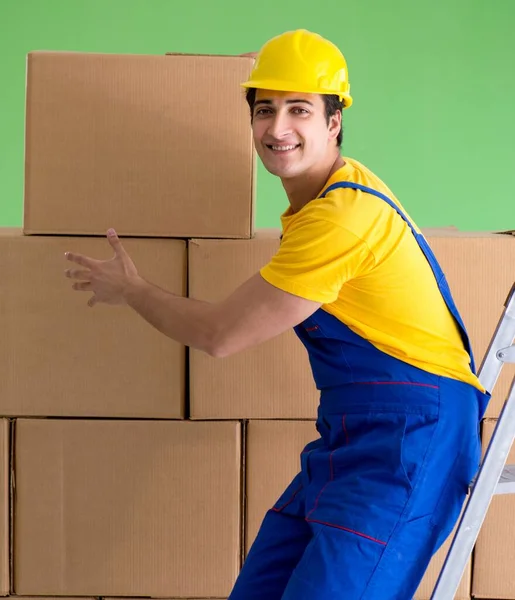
292;108;308;114
255;108;272;116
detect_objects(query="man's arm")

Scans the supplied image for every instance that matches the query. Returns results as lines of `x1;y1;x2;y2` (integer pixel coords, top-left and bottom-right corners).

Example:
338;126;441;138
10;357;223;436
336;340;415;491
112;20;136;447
124;272;321;357
65;229;321;357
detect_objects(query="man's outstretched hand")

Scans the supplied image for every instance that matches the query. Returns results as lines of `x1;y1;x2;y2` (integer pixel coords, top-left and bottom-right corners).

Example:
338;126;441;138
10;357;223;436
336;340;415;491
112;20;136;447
65;229;141;308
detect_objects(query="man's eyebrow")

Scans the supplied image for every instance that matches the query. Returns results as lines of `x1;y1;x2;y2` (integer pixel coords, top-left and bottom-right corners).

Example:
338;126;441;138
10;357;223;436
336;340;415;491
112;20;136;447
285;99;314;105
254;99;314;107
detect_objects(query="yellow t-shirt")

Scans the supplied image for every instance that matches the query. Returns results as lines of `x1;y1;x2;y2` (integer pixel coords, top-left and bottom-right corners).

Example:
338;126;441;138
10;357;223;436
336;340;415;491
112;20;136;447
260;157;484;392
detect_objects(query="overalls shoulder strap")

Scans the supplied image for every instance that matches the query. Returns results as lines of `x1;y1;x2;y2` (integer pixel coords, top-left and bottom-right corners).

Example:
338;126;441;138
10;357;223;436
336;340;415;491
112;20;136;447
319;181;477;373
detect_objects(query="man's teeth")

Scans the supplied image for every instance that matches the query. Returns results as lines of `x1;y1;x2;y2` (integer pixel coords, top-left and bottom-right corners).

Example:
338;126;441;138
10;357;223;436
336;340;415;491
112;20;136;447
271;144;298;151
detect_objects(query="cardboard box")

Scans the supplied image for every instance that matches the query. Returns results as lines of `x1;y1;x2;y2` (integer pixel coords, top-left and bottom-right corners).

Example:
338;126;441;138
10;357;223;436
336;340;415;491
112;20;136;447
189;231;319;420
245;420;471;600
0;420;8;596
245;420;318;553
14;419;242;597
0;230;186;418
189;229;514;420
472;418;515;599
427;230;515;418
23;51;255;238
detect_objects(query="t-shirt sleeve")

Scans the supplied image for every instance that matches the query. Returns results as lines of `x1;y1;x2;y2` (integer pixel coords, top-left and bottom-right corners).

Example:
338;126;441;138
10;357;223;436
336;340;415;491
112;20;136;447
260;214;375;304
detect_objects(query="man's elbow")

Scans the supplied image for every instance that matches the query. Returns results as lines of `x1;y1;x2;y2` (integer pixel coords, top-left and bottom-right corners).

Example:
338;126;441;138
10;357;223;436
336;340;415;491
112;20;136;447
205;325;248;358
205;340;233;359
206;344;230;359
203;330;234;359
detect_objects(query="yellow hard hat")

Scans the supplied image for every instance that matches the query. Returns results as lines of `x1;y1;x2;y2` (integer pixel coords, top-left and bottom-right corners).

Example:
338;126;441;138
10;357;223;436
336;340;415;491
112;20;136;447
241;29;353;108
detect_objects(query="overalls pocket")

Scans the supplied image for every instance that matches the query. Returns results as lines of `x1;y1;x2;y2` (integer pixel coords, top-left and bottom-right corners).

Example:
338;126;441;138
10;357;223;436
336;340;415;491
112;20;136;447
305;405;439;543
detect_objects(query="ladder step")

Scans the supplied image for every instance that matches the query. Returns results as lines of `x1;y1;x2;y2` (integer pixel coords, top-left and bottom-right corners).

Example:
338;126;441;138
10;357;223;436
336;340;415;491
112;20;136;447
496;464;515;495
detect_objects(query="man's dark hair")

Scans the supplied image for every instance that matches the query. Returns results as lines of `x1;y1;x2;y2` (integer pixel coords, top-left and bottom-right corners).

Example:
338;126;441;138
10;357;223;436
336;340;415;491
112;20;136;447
245;88;344;148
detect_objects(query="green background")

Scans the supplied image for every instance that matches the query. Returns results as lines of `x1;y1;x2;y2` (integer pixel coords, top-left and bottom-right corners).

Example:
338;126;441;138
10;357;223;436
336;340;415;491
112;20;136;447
1;0;513;231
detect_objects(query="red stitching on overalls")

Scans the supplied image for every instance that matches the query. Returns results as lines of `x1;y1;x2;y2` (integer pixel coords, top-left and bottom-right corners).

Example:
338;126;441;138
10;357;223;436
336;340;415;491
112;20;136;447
305;518;387;545
355;381;438;389
303;431;386;545
305;326;319;332
271;484;303;512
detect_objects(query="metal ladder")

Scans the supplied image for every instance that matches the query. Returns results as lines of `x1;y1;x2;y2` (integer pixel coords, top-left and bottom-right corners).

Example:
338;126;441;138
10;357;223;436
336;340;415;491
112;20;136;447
431;283;515;599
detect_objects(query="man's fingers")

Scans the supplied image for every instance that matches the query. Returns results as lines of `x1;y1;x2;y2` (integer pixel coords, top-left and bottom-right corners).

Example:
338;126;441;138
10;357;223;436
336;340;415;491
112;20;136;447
106;228;125;256
87;295;97;308
65;268;90;280
72;281;93;292
65;252;95;268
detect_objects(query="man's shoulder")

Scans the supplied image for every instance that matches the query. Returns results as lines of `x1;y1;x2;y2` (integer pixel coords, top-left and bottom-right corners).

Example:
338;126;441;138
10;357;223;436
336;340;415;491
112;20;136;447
328;157;394;198
311;182;390;229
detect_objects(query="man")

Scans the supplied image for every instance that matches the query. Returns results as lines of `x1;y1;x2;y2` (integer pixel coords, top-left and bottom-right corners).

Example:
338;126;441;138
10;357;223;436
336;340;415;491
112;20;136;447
65;29;489;600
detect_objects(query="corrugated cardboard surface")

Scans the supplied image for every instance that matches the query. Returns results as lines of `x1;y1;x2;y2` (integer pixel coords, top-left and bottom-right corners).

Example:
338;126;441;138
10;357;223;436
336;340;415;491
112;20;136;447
0;420;8;596
189;231;318;419
14;419;241;597
245;420;471;600
426;232;515;418
24;51;255;238
0;230;186;418
472;418;515;599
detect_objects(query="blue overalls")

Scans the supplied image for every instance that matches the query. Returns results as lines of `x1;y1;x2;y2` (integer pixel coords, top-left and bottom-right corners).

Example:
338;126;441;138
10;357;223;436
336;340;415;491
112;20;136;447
229;183;490;600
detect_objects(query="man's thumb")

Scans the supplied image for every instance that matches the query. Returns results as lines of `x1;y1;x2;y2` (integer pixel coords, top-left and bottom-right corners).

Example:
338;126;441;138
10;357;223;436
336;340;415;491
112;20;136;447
107;228;124;254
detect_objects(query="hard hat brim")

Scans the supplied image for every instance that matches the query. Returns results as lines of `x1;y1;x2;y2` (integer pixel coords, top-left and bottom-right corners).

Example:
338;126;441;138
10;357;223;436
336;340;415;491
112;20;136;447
240;79;352;108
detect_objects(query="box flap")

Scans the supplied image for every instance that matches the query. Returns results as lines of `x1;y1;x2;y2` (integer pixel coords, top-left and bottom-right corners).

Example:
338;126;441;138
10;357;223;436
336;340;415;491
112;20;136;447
165;51;255;61
253;228;282;239
0;227;23;237
424;228;515;238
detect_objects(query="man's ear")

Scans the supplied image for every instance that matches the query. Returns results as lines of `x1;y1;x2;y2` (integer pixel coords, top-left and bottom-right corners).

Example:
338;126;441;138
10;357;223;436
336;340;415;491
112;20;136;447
328;110;342;142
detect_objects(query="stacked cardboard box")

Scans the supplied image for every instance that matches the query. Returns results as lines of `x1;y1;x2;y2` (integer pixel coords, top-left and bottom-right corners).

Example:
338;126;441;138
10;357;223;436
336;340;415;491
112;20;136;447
2;49;254;599
23;51;255;238
1;232;187;418
2;47;514;600
188;232;318;420
14;420;241;597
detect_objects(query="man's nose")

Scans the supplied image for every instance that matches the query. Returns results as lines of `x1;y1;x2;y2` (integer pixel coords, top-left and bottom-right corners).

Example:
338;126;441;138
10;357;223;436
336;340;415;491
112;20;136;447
267;111;292;140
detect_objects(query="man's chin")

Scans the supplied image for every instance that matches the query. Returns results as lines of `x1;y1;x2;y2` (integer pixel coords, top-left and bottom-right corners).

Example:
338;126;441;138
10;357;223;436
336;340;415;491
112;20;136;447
260;161;300;179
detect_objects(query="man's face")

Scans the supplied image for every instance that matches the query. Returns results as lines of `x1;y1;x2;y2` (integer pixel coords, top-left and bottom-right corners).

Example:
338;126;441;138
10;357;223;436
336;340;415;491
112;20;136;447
251;90;341;179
